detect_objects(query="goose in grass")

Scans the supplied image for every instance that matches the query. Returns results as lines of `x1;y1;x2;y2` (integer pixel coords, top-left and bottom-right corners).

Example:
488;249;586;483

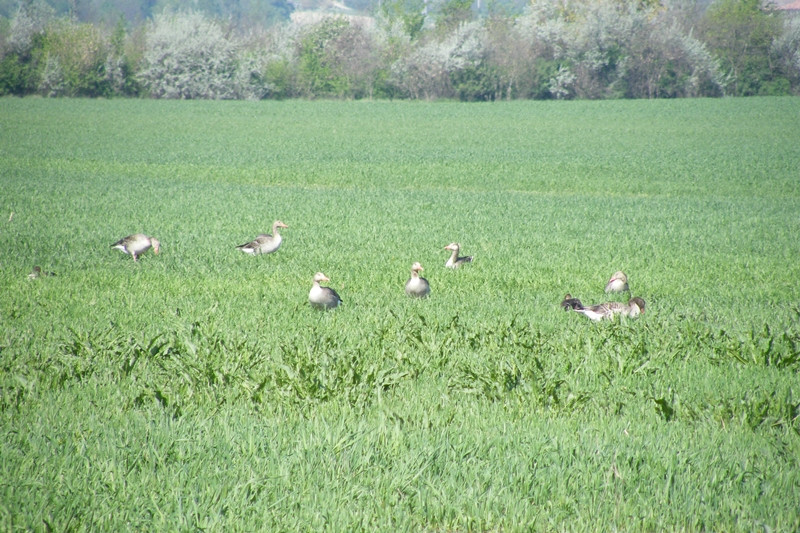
28;266;56;279
237;221;288;255
573;297;646;321
560;293;583;311
604;271;630;293
405;262;430;298
309;272;342;310
111;234;160;262
444;242;473;269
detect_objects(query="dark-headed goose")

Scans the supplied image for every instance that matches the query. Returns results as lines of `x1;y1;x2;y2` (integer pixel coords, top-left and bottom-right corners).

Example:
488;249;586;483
405;262;430;298
444;242;473;269
573;297;645;321
237;221;288;255
28;266;56;279
309;272;342;310
111;234;160;262
560;293;583;311
604;271;630;293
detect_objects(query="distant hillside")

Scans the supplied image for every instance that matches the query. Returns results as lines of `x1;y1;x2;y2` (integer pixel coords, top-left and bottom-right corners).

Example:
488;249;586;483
0;0;529;24
1;0;797;25
294;0;374;13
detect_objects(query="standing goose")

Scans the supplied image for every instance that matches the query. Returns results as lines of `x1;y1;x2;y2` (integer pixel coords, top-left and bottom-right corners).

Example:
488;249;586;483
237;221;288;255
573;297;645;321
560;293;583;311
309;272;342;310
111;234;160;262
444;243;473;269
405;262;430;298
604;271;630;293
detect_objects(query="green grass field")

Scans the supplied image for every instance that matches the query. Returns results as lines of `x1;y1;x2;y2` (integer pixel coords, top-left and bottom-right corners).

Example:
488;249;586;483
1;97;799;531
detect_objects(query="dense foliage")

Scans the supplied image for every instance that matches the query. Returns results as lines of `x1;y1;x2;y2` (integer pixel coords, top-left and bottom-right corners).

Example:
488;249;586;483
1;0;798;99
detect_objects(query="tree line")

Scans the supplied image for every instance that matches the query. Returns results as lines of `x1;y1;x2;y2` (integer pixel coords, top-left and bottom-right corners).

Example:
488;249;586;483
1;0;798;100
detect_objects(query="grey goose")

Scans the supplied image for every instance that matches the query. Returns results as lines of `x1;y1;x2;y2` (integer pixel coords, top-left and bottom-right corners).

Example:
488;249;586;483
237;221;288;255
111;234;160;262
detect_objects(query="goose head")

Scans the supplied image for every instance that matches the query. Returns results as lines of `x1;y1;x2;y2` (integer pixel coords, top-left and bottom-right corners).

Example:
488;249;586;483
605;270;628;292
610;271;627;283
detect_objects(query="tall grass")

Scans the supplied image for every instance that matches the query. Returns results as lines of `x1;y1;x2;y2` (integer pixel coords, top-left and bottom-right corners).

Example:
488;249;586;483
1;97;799;531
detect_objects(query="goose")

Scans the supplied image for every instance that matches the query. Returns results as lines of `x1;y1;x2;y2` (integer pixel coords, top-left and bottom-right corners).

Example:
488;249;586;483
444;242;473;269
405;262;430;298
604;271;630;293
573;297;646;321
560;293;583;311
28;266;55;279
309;272;342;310
111;234;160;262
237;221;288;255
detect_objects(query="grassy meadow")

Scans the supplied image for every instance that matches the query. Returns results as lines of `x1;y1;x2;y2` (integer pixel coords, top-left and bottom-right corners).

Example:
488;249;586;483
1;96;799;531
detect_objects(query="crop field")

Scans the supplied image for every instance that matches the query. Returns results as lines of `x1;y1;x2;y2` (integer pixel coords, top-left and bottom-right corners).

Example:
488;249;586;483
1;97;799;531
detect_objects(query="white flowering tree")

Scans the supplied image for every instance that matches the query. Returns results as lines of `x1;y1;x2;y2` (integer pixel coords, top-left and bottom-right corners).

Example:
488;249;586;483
622;15;724;98
486;2;573;100
138;10;238;99
772;16;800;92
390;21;487;99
